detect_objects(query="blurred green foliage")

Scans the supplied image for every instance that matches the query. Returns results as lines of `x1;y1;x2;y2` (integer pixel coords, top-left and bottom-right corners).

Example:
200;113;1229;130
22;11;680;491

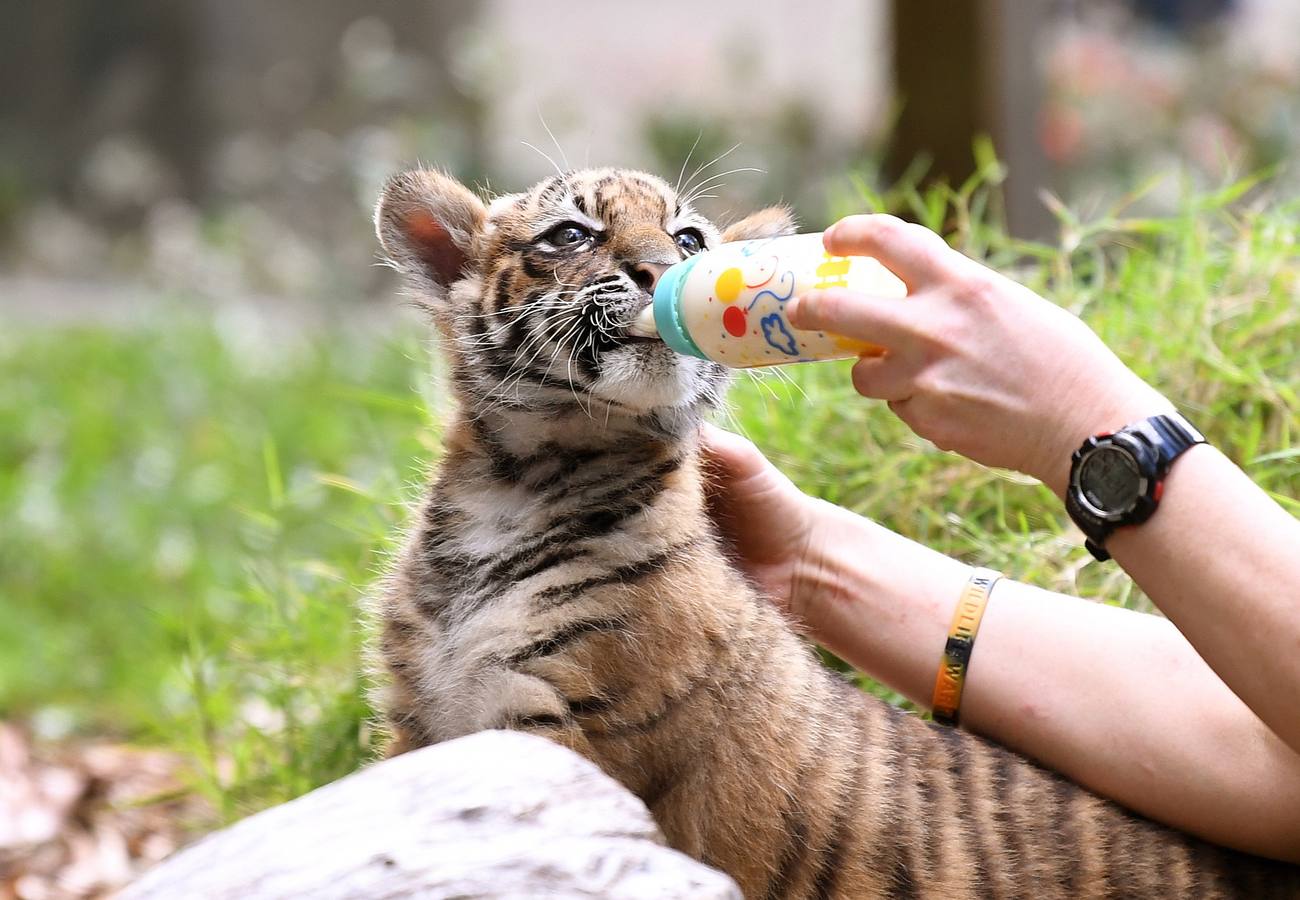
0;173;1296;822
0;319;440;817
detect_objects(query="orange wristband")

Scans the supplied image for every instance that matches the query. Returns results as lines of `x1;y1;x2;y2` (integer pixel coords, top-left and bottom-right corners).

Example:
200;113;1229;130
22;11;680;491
931;567;1002;726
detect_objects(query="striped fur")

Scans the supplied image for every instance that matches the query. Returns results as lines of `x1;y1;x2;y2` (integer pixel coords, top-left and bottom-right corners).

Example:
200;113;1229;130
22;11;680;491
369;167;1300;898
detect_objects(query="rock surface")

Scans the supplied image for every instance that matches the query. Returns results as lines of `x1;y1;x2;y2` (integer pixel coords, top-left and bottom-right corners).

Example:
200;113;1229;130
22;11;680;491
122;729;741;899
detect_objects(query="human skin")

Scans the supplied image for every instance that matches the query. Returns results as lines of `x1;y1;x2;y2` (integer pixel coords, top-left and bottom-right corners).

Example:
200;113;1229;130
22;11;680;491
698;215;1300;862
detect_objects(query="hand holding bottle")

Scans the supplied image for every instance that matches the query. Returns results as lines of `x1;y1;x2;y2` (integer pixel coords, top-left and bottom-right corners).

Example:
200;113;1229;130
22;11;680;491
787;215;1173;494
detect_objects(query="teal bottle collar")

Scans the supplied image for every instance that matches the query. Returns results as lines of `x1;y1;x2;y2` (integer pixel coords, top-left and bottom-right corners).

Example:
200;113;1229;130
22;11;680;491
651;254;708;360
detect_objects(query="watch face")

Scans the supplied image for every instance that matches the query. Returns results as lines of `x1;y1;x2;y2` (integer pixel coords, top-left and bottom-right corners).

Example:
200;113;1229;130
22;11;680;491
1079;445;1141;515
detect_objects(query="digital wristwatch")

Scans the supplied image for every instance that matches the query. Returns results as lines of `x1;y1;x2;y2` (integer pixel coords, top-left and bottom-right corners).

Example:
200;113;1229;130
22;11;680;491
1065;412;1206;561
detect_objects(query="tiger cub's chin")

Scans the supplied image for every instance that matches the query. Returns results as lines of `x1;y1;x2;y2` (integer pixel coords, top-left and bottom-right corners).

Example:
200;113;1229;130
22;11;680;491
588;344;727;412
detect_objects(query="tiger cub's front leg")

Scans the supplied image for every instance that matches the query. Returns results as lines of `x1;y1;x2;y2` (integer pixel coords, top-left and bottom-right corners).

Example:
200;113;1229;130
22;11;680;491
376;586;620;762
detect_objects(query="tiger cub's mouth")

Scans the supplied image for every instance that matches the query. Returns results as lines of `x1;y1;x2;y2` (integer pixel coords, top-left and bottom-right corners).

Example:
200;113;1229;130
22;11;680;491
583;293;661;352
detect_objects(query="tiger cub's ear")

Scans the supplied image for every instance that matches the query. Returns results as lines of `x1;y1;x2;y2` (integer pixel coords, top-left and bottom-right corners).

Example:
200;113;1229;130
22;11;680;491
375;169;487;295
722;206;798;243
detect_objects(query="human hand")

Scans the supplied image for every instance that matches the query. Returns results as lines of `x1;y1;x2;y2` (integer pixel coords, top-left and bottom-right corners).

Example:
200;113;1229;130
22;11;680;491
699;422;973;689
698;423;832;627
787;215;1173;494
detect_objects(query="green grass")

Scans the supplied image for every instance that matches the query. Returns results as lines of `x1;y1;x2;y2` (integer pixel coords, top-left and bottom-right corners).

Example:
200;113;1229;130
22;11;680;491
1;184;1297;823
0;316;441;818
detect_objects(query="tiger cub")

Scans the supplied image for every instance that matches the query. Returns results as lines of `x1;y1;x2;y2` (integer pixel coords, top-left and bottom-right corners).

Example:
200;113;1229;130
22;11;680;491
369;166;1300;899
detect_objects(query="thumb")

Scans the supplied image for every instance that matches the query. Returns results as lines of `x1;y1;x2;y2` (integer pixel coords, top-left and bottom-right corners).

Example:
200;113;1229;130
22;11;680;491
699;422;770;483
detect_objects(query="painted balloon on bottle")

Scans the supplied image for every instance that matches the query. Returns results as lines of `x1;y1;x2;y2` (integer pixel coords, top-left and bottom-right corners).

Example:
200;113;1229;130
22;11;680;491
710;255;801;356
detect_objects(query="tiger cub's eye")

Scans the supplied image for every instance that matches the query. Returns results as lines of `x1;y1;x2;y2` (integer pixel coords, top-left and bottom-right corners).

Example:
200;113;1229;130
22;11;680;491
543;222;594;249
674;229;705;255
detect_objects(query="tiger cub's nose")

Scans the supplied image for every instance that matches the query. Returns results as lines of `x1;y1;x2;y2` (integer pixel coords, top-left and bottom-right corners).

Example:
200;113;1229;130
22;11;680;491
626;261;671;294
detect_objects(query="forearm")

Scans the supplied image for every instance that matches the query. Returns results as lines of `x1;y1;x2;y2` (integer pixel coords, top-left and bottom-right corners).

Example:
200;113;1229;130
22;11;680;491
798;505;1300;862
793;499;970;703
966;579;1300;862
1098;444;1300;755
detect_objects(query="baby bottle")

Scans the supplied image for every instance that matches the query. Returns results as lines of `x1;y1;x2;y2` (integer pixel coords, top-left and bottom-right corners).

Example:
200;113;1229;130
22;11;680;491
631;232;906;368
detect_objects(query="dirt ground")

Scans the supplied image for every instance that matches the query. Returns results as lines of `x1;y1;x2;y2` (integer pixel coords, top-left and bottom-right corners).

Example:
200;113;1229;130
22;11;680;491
0;722;212;899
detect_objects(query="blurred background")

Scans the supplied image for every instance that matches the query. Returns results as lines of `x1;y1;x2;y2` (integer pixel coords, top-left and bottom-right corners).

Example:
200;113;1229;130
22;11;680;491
3;2;1298;896
3;0;1298;310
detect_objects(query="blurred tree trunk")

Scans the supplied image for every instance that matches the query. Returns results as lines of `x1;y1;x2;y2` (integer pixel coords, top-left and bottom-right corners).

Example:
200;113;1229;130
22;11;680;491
0;2;483;226
887;0;1055;239
0;2;205;216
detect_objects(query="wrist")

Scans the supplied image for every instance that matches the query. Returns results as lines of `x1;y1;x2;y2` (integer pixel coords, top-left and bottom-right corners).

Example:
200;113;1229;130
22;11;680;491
786;498;864;631
792;506;973;703
1037;380;1175;497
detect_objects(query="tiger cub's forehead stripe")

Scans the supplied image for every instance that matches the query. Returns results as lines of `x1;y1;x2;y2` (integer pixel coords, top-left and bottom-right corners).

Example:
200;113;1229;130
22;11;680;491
535;192;604;235
533;174;569;205
591;177;672;226
524;170;675;227
494;169;687;238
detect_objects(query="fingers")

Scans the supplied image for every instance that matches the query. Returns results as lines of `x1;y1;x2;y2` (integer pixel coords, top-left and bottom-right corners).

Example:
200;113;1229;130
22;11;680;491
787;288;915;349
823;214;973;292
886;397;924;434
849;354;916;403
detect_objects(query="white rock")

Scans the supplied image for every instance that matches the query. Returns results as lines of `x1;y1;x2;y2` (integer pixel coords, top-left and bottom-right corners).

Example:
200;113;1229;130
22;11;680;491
122;730;740;899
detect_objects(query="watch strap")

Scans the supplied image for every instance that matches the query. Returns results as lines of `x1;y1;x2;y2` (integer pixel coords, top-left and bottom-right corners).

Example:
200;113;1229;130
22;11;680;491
1138;411;1205;460
1083;535;1112;563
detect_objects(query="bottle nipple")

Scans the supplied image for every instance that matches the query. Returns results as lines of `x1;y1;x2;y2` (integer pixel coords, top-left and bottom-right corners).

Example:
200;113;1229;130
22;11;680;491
629;306;659;339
